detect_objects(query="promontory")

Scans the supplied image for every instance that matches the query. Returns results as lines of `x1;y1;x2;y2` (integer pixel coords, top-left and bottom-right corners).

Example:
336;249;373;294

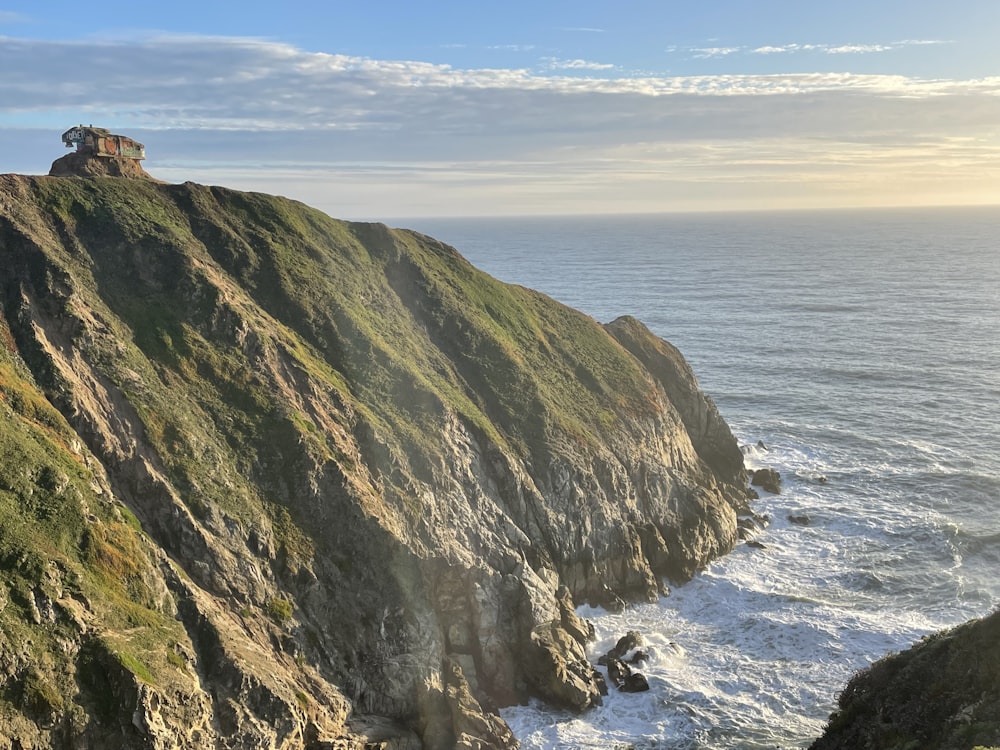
0;174;752;748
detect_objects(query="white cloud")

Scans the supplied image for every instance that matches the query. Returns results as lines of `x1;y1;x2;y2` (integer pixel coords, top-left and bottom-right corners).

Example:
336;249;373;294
752;39;951;56
691;46;742;59
896;39;952;46
826;44;893;54
0;11;28;23
487;44;536;52
543;57;616;71
752;43;824;54
2;34;998;215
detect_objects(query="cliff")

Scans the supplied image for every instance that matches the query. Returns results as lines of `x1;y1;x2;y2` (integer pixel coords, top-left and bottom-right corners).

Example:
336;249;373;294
811;609;1000;750
0;174;751;749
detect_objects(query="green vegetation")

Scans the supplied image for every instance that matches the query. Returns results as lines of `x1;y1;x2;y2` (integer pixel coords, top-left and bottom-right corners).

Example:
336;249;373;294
0;321;189;723
0;174;692;739
815;610;1000;749
266;597;294;624
11;176;667;531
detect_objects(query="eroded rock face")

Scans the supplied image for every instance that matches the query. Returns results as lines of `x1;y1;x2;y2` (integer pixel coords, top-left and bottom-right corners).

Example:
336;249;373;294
0;174;752;748
49;151;155;179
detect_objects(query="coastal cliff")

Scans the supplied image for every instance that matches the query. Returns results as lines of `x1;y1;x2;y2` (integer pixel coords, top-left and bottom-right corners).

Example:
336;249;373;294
811;609;1000;750
0;174;752;748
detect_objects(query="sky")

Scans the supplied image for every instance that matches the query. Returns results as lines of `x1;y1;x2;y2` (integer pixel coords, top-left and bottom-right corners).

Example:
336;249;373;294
2;1;1000;218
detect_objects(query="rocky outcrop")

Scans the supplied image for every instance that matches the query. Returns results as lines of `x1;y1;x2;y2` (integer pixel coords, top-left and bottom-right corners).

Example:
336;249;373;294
0;174;752;748
750;467;782;494
811;610;1000;750
49;152;155;179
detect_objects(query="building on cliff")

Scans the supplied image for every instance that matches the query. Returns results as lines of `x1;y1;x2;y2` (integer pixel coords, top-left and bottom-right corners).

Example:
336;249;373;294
61;124;146;161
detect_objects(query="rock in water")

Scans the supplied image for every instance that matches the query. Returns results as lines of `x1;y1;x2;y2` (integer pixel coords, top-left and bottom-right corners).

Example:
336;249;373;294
605;658;630;690
622;672;650;693
751;467;783;494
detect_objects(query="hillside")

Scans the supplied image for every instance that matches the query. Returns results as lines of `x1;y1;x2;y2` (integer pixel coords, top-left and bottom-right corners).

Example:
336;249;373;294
811;609;1000;750
0;174;751;749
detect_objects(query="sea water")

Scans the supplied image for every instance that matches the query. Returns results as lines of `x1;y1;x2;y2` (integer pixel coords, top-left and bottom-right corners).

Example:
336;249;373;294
405;208;1000;749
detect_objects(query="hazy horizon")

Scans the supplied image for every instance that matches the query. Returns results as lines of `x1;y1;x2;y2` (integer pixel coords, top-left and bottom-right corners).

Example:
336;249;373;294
3;1;999;217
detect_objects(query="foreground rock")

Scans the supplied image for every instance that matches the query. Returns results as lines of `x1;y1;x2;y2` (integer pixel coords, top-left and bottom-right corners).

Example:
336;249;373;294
810;609;1000;750
597;632;651;693
0;174;751;747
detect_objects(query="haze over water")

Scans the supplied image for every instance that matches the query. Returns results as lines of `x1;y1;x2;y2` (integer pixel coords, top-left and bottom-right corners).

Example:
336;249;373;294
408;207;1000;748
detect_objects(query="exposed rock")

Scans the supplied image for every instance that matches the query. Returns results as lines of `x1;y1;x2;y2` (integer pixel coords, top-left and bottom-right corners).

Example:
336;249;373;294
442;657;518;750
621;672;650;693
605;658;630;690
625;650;649;665
737;516;760;539
608;631;644;661
788;514;811;526
49;152;156;180
597;631;652;694
0;173;752;747
556;585;595;646
591;668;609;696
751;468;783;494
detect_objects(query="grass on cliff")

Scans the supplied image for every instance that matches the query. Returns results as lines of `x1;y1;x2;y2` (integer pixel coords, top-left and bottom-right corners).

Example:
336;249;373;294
821;610;1000;749
0;323;191;712
12;176;669;551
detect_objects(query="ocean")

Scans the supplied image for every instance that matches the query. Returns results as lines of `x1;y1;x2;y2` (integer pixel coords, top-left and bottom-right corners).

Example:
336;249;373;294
405;208;1000;749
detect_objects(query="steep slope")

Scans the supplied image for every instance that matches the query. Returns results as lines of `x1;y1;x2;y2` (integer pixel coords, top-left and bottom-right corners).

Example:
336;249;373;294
0;174;752;748
811;610;1000;750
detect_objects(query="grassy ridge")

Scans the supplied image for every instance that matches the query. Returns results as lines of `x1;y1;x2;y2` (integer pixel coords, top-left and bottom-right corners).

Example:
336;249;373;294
18;177;665;494
0;175;698;738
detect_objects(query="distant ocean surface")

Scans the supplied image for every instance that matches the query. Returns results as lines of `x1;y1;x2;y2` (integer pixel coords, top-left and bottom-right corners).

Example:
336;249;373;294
404;208;1000;749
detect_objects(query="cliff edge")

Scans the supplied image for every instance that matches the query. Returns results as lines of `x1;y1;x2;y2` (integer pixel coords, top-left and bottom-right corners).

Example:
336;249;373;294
0;174;752;748
811;609;1000;750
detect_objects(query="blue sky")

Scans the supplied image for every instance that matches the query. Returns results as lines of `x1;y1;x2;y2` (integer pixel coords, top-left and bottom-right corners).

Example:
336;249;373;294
2;1;999;217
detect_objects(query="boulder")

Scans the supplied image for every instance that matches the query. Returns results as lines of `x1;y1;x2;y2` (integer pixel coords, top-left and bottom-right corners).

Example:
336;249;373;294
605;658;630;690
622;672;650;693
751;468;782;494
609;631;644;660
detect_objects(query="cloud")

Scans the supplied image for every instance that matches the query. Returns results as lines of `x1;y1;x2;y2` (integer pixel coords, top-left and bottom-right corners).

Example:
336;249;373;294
826;44;893;54
0;11;28;23
558;27;606;33
487;44;536;52
543;57;616;71
2;34;998;215
752;39;952;56
691;47;742;59
3;35;997;139
752;44;823;54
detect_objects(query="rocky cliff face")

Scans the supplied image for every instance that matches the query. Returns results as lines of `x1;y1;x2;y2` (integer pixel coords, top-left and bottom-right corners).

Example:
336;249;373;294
0;174;752;749
810;609;1000;750
48;152;156;180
